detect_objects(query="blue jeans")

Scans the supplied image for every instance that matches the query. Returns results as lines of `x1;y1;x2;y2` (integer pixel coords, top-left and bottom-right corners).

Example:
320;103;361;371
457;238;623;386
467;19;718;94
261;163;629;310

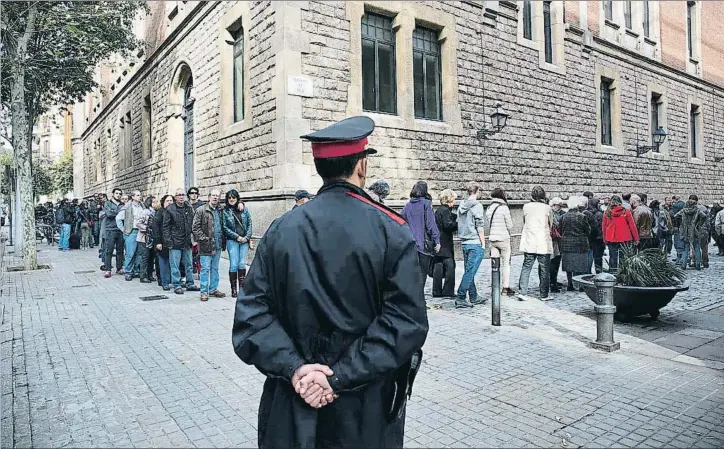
170;248;195;289
673;231;684;259
518;253;551;297
226;240;250;272
457;244;485;303
123;230;140;275
158;252;171;287
200;251;221;294
59;224;71;249
679;239;701;268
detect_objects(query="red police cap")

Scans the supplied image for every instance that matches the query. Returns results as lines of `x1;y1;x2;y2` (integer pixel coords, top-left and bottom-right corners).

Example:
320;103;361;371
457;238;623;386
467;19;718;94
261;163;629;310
301;116;377;159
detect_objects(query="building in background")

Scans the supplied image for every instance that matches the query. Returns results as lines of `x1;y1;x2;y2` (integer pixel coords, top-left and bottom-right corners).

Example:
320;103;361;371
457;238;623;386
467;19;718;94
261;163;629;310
74;1;724;238
33;108;67;164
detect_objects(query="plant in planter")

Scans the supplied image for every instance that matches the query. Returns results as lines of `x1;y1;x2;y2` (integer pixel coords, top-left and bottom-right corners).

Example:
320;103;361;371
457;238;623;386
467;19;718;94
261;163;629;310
574;245;689;321
616;245;686;287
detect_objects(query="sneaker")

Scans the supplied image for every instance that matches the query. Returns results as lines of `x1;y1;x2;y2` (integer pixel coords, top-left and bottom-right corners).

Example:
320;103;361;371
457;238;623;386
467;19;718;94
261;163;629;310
104;271;112;279
211;290;226;298
455;300;473;309
140;278;151;283
200;293;209;302
125;275;133;281
162;286;171;291
517;294;536;301
470;299;486;305
502;288;517;296
100;265;107;271
174;288;185;295
117;268;125;275
186;285;200;292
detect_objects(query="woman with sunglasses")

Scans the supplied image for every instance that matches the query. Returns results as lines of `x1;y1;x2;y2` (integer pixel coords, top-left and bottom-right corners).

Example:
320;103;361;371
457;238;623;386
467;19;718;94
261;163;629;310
222;189;253;297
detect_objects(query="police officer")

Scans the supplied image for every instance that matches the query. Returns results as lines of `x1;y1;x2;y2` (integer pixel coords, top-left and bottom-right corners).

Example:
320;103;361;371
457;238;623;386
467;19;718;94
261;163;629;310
232;116;428;448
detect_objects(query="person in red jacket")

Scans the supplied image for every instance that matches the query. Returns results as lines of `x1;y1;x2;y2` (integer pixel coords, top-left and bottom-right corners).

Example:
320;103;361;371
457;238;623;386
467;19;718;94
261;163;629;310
603;195;639;271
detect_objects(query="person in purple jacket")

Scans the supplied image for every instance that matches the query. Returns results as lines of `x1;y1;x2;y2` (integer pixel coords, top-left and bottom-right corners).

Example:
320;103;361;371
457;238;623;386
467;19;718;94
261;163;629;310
401;181;441;280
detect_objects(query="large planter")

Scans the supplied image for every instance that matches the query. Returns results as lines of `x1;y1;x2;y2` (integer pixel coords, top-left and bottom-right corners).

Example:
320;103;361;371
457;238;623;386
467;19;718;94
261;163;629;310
573;274;689;321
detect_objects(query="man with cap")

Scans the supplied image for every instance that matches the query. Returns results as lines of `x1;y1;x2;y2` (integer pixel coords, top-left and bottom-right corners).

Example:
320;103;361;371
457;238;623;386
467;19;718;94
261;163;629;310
293;189;313;209
232;116;428;448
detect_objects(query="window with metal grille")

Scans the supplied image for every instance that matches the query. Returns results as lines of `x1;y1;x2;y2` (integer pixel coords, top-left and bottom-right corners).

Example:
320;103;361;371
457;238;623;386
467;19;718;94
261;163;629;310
543;2;553;64
624;1;632;29
687;1;695;59
413;26;442;121
643;0;650;37
690;105;699;158
523;0;532;40
603;0;613;21
651;93;661;152
600;79;612;146
361;13;396;114
230;26;244;122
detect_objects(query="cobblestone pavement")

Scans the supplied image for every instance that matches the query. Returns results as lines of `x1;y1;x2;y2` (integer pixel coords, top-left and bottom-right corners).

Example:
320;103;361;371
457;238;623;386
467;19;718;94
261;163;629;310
1;243;723;448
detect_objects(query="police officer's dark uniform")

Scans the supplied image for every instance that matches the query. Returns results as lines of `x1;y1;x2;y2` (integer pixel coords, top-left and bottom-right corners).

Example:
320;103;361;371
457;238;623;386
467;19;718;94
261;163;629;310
232;116;428;448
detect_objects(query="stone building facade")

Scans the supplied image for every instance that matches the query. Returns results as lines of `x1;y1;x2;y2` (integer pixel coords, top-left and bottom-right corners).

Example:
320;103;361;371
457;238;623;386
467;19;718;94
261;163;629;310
74;1;724;235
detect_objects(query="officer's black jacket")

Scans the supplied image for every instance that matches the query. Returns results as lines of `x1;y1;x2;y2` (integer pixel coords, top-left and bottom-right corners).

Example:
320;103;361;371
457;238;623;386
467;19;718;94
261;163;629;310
232;180;428;447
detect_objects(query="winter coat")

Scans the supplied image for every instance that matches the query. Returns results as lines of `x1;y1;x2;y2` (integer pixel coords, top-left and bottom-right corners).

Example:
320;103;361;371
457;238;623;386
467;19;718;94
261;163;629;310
551;208;565;257
486;198;513;242
670;200;685;230
231;180;427;448
519;201;553;255
632;204;653;239
434;205;457;259
676;200;708;243
221;206;252;241
401;197;440;255
192;204;223;256
135;208;154;244
152;208;169;256
602;206;639;244
715;209;724;236
456;197;486;244
653;208;672;238
162;202;195;250
560;210;591;253
584;199;603;242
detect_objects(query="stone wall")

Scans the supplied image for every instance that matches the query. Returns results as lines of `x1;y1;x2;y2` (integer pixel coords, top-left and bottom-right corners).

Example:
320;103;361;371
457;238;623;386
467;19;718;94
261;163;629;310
79;2;276;199
78;0;724;241
297;1;724;204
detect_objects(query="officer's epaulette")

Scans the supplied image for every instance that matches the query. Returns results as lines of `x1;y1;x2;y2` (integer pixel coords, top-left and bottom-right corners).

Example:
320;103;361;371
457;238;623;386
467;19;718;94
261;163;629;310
346;191;406;225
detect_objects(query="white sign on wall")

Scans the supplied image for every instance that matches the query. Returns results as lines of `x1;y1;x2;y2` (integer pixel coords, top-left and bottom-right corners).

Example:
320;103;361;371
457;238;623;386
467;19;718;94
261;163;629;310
288;75;314;97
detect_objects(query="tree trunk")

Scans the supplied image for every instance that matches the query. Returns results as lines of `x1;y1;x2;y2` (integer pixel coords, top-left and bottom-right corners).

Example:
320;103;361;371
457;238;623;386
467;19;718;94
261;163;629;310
10;5;38;270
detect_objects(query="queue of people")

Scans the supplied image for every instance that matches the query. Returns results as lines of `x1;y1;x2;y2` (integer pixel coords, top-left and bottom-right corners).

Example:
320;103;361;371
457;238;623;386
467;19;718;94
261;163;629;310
41;186;254;302
396;183;721;305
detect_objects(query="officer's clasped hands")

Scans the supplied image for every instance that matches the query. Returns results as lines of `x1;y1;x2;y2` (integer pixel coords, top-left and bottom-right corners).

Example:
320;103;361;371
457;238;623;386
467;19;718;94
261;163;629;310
292;364;337;409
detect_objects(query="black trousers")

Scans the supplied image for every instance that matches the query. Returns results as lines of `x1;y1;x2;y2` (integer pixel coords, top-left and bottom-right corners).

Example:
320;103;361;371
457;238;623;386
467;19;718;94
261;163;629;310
591;241;605;274
104;229;124;271
432;257;455;297
550;255;562;286
138;245;156;279
417;252;433;281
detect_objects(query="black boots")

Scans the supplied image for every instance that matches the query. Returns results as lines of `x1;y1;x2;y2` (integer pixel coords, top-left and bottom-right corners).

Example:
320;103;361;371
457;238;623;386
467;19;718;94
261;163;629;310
229;271;238;298
238;268;246;290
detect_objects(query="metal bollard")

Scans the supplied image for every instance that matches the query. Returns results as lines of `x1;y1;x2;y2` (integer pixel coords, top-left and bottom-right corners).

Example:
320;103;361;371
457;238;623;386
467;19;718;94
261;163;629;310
491;257;501;326
589;273;620;352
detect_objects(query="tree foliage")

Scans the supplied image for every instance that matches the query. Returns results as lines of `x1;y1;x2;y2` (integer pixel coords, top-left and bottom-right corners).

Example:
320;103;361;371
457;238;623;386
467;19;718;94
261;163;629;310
32;158;54;198
1;1;148;117
50;152;74;195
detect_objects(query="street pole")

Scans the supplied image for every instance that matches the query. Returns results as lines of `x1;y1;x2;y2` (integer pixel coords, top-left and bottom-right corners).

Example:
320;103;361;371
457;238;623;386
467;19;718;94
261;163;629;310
491;256;501;326
589;273;620;352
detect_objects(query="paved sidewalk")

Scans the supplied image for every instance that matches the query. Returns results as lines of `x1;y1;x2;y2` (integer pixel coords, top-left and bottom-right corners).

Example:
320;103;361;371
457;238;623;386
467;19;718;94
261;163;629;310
1;243;723;448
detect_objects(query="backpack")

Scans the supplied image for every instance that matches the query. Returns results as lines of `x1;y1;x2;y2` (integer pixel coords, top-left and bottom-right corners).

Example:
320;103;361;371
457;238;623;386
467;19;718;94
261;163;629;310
55;207;64;224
